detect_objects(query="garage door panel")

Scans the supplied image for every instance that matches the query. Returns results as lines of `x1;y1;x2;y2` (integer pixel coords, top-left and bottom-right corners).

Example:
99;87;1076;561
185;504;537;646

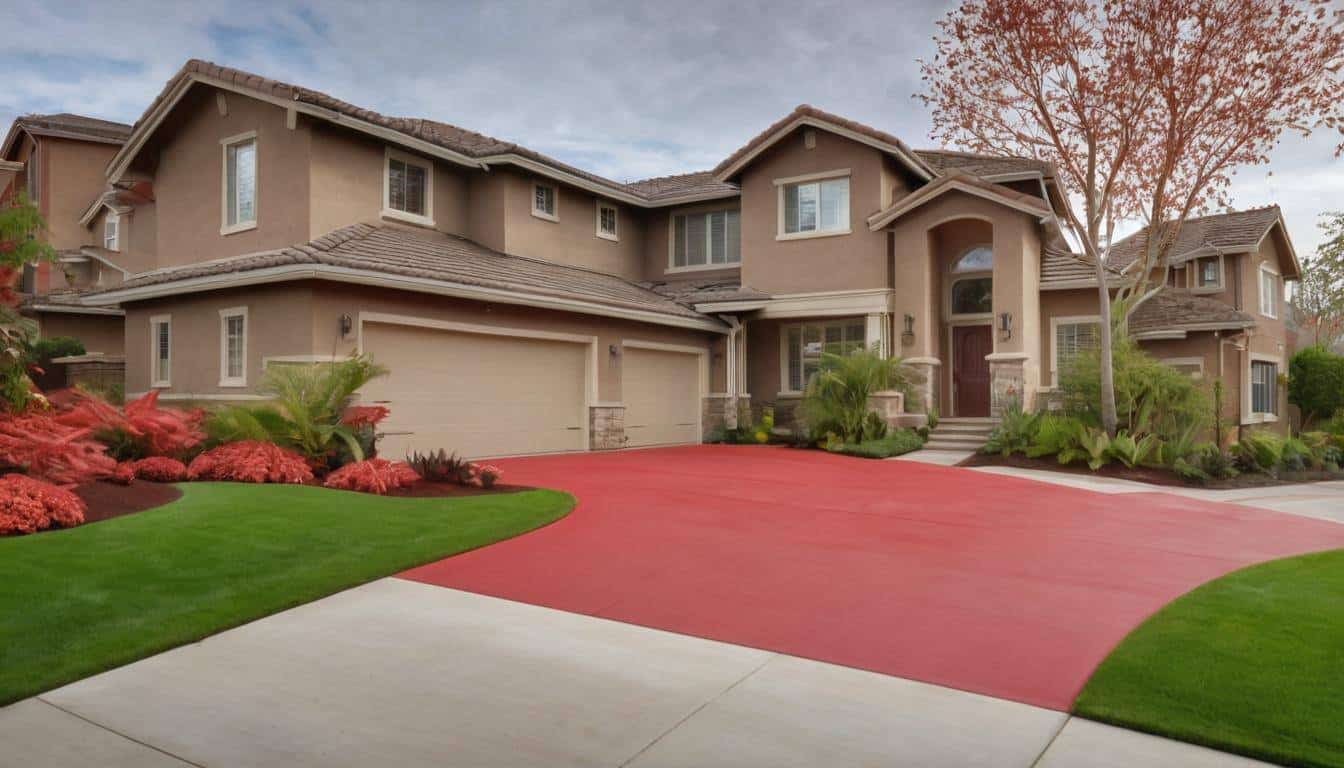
362;323;587;459
623;347;701;448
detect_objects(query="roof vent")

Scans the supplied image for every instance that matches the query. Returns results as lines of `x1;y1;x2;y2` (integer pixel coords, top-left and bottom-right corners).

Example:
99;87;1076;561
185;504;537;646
803;129;816;150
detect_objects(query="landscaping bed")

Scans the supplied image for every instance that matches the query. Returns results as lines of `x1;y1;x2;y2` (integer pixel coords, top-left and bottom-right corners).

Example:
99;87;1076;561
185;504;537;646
961;451;1344;488
74;480;183;524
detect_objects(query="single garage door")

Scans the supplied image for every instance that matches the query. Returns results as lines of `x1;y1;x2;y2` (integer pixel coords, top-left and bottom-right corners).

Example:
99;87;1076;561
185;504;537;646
361;321;588;459
622;346;701;448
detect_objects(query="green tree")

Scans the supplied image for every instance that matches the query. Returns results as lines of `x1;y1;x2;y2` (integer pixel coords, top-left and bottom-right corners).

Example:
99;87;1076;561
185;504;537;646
1294;213;1344;350
0;194;56;410
1288;345;1344;427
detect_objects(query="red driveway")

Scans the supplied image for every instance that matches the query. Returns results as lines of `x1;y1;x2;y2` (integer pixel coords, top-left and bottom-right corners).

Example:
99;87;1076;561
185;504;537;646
399;445;1344;710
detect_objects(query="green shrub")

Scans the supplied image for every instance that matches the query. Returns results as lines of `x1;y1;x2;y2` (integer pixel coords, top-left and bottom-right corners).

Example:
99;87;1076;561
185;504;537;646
827;429;924;459
1107;431;1159;468
1192;443;1238;479
1155;425;1198;468
1058;337;1209;441
983;399;1039;456
1173;457;1210;484
1289;346;1344;426
1233;433;1284;474
25;336;84;365
1025;413;1084;459
1072;426;1112;470
1281;437;1312;471
799;347;915;444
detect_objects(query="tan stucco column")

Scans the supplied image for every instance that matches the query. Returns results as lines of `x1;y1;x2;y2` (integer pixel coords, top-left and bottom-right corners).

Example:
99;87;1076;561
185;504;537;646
988;213;1042;411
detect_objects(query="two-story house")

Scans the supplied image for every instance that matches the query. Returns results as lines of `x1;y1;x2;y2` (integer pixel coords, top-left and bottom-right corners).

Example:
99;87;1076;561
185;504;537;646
1;113;132;354
71;60;1295;458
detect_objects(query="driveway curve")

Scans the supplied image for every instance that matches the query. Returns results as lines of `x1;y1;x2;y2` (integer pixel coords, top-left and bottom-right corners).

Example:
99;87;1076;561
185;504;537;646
400;445;1344;710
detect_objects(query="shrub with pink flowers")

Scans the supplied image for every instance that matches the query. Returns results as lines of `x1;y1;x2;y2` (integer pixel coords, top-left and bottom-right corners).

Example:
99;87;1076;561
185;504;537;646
472;463;503;489
187;441;314;484
0;473;86;535
339;405;390;429
322;458;419;495
111;462;135;485
130;456;188;483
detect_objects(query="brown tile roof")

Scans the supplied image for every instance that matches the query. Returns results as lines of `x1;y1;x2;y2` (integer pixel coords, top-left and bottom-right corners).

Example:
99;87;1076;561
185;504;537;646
1129;290;1255;336
868;169;1053;229
10;113;132;145
625;171;739;203
90;223;711;321
1107;206;1285;272
914;150;1054;179
1040;243;1126;290
711;104;934;179
642;280;769;305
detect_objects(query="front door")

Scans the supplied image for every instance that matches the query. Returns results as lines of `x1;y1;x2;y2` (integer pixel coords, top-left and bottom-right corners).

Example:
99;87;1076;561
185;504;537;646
953;325;992;417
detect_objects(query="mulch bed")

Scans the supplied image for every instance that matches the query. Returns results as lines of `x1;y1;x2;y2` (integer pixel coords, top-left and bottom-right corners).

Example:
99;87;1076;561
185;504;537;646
74;480;184;524
960;451;1344;489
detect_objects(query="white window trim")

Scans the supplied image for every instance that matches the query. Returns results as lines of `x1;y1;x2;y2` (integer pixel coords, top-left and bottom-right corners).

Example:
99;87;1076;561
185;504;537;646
218;306;249;388
777;318;869;394
1258;262;1280;319
531;182;559;222
381;146;435;227
595;201;618;241
1049;314;1101;387
1191;254;1224;294
1244;352;1282;424
220;130;258;235
149;314;171;388
1160;356;1205;380
776;170;851;241
103;211;120;252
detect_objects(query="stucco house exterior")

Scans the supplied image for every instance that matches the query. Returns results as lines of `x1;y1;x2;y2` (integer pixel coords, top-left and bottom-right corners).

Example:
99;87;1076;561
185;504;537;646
16;59;1294;458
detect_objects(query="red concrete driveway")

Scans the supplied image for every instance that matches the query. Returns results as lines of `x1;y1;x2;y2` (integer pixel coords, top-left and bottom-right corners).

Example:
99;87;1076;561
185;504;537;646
400;445;1344;710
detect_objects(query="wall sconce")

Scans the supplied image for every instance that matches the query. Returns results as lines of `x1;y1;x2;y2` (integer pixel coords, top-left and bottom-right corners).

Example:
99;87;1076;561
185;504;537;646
339;313;353;339
609;343;621;358
901;313;915;345
998;311;1013;340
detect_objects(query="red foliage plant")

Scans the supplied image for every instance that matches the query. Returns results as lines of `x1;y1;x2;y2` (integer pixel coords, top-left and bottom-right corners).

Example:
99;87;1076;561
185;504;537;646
53;389;205;458
322;458;419;495
187;441;314;484
0;473;86;535
0;411;117;486
111;462;135;486
340;405;390;429
131;456;188;483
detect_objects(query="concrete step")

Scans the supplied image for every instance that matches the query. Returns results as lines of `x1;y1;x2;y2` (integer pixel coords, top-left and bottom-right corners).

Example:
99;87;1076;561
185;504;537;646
924;441;982;452
939;417;999;425
925;436;987;448
931;423;996;434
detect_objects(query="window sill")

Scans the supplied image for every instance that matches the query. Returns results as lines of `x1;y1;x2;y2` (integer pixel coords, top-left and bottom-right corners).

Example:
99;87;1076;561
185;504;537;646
596;231;619;242
1242;413;1279;425
1191;285;1222;294
380;208;436;228
665;263;741;274
776;228;851;242
531;209;559;223
775;391;804;399
218;379;248;389
150;382;171;389
1260;312;1278;320
220;221;257;236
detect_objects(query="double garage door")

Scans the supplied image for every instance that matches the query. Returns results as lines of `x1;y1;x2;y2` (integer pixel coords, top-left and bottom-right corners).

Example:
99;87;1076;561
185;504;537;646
361;319;701;459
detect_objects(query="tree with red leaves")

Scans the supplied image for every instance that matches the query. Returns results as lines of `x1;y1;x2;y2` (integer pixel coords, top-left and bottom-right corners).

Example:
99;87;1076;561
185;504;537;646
919;0;1344;433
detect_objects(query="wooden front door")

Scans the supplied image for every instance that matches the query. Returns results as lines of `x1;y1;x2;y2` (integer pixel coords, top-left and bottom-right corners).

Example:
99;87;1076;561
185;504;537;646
953;325;992;417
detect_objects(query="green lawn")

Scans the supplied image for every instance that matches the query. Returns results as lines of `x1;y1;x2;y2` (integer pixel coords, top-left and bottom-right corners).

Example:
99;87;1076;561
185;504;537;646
0;483;573;706
1074;548;1344;768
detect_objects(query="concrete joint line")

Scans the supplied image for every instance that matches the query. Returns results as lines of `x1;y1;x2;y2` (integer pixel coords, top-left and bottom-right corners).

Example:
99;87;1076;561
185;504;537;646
1028;714;1073;768
617;653;777;767
36;696;207;768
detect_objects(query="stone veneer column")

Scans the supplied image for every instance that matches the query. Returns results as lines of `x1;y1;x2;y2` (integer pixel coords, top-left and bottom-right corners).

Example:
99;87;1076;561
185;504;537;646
702;394;752;438
589;405;626;450
987;353;1028;416
902;358;941;415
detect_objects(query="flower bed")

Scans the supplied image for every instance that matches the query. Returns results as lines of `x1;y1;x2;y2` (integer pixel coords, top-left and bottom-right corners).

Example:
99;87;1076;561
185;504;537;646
187;441;314;485
323;459;419;495
0;474;86;535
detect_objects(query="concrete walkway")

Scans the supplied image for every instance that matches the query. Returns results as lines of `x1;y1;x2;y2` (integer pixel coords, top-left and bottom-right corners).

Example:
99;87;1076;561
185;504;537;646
0;579;1271;767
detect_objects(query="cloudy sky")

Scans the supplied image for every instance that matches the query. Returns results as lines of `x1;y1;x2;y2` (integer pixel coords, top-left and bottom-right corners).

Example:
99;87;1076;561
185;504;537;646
3;0;1340;256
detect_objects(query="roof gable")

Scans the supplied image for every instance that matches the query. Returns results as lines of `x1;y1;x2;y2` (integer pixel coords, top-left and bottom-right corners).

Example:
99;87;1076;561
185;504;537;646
866;170;1052;230
2;113;131;160
1107;206;1299;279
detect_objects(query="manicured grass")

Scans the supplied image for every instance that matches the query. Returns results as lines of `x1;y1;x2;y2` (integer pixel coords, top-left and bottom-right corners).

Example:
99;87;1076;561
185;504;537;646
0;483;573;706
829;429;925;459
1074;548;1344;768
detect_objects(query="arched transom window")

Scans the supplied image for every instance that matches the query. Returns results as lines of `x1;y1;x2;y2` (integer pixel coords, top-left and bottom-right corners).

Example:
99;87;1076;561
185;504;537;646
953;245;992;273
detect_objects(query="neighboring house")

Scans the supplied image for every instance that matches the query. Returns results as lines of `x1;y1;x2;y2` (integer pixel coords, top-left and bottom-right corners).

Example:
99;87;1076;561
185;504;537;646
65;60;1294;459
1;113;133;354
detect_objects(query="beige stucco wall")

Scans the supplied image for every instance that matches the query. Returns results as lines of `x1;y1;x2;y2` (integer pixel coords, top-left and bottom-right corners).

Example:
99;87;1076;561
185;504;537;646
43;137;121;251
737;128;890;295
37;311;125;355
640;198;742;283
151;87;313;267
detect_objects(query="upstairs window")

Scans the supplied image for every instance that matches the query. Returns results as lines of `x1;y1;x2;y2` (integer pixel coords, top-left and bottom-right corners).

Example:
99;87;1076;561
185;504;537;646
1251;360;1278;415
383;149;433;225
1259;264;1280;318
671;209;740;269
103;212;119;251
784;319;866;392
780;176;849;237
150;315;172;388
219;307;248;387
596;202;618;241
532;183;557;221
1195;256;1221;290
221;132;257;233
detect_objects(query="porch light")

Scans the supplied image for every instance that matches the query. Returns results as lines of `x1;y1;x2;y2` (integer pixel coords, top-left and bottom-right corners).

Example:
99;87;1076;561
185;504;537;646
339;313;353;339
902;313;915;345
998;311;1013;340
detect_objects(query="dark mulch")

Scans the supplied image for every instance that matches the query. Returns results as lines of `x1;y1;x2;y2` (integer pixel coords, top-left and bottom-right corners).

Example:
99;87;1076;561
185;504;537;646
74;480;184;524
960;452;1344;489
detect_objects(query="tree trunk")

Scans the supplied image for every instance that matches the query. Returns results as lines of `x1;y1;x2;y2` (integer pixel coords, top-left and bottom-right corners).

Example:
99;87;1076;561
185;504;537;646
1093;261;1119;436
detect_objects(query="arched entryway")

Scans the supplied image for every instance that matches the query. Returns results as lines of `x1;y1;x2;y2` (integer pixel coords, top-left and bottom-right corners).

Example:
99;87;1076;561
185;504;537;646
928;216;996;418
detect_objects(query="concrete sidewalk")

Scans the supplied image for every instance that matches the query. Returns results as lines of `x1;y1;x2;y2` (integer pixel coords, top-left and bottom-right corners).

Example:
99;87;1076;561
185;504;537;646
1;579;1270;767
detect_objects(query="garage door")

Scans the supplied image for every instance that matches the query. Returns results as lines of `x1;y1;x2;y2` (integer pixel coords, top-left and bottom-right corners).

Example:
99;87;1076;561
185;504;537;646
622;346;701;448
361;321;588;459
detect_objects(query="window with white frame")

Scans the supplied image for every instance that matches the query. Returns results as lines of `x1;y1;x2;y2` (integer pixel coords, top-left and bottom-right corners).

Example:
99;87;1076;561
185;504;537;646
1054;318;1100;383
222;133;257;232
103;212;119;251
1259;265;1280;318
150;315;171;387
781;176;849;236
1162;357;1204;379
219;307;247;387
1195;256;1221;290
384;149;431;222
532;183;557;221
783;319;866;392
1251;359;1278;415
671;209;740;268
596;202;618;240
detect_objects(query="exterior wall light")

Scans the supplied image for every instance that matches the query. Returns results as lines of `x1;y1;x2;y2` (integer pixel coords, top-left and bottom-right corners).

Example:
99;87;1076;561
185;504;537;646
609;343;621;357
339;313;353;339
998;311;1013;340
902;313;915;345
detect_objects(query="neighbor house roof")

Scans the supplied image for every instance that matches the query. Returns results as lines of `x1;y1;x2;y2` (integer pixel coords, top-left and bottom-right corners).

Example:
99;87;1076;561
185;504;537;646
1107;206;1297;277
78;181;156;226
1128;290;1255;337
642;280;771;306
1040;244;1126;290
624;171;740;203
82;223;723;331
20;288;125;317
2;113;131;158
914;150;1054;180
108;60;739;209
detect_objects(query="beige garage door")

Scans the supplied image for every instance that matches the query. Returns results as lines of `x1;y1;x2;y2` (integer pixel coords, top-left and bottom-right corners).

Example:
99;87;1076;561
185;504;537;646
622;346;701;448
361;321;588;459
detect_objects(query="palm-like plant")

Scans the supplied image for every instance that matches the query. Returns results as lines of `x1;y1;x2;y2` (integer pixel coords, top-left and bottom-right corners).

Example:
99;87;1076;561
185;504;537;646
799;345;913;444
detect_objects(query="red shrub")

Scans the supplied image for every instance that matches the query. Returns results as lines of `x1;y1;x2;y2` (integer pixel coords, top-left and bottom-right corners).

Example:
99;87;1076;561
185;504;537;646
0;411;117;486
187;441;314;484
131;456;188;483
340;405;390;429
323;458;419;495
53;389;205;458
111;462;135;486
0;473;86;535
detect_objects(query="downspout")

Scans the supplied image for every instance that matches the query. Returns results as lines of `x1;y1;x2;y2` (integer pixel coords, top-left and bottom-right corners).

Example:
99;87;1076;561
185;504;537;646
718;315;743;429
